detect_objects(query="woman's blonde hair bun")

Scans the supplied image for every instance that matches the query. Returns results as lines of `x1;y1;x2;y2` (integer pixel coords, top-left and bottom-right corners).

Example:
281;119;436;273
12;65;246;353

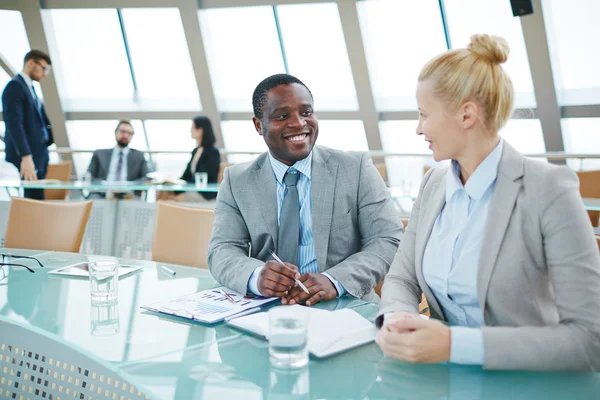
467;34;509;64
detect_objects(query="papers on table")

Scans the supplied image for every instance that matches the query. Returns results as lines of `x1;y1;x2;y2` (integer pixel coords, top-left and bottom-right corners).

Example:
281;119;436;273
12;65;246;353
227;305;377;358
141;287;279;324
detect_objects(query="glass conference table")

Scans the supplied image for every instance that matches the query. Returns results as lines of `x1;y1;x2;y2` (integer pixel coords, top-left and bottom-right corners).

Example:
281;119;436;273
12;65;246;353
1;249;598;399
0;179;219;194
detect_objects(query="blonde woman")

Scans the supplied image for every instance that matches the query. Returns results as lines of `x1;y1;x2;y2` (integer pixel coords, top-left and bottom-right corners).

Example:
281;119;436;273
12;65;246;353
376;34;600;371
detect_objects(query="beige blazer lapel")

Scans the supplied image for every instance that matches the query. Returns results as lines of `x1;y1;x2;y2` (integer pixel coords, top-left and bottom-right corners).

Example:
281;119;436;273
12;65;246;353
249;153;279;250
415;174;447;319
311;147;337;272
477;143;524;314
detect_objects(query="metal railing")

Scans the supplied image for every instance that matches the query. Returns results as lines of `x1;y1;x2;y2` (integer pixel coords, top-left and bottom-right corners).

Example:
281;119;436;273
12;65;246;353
1;147;600;160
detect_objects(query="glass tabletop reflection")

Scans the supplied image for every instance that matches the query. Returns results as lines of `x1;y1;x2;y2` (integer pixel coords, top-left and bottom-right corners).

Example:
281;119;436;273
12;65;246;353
0;249;229;365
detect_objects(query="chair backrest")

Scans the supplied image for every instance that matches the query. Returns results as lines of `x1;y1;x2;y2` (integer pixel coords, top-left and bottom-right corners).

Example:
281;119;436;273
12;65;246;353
44;161;73;200
374;163;387;184
576;170;600;227
152;201;215;268
0;317;151;400
4;198;93;252
218;162;233;183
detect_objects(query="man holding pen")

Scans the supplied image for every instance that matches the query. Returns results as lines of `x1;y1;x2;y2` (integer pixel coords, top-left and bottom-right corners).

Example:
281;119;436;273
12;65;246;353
208;74;403;305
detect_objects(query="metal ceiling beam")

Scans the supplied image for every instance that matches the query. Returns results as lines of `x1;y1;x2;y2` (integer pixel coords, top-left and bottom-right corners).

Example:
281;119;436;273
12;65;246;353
336;0;382;152
19;0;72;156
178;0;224;147
520;0;564;152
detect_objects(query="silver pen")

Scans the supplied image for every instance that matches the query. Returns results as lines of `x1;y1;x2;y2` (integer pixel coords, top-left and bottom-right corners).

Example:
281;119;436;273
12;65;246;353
270;252;310;294
161;265;176;275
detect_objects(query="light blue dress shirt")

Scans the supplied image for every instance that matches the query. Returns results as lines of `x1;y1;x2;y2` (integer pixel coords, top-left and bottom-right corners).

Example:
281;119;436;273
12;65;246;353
248;152;346;297
107;146;130;182
422;139;504;365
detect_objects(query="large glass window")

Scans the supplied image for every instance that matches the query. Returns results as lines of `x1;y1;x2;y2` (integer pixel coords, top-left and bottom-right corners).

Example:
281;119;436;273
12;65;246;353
199;7;284;112
0;11;30;73
380;120;432;195
121;8;201;111
47;9;134;110
0;121;18;180
220;121;268;164
0;69;11;111
562;118;600;170
357;0;447;111
0;10;36;110
542;0;600;105
444;0;536;108
317;121;368;152
499;119;545;154
277;3;358;110
144;120;195;178
66;120;146;178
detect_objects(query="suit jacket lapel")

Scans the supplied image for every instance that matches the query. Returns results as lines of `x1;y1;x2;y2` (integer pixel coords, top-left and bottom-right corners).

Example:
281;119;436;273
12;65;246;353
477;143;524;313
415;174;447;319
250;153;279;249
311;147;337;272
14;75;44;124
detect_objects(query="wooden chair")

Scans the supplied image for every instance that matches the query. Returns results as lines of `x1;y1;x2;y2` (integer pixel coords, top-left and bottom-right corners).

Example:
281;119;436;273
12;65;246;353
576;170;600;227
218;162;233;184
4;198;92;252
374;162;387;184
152;201;215;268
44;161;72;200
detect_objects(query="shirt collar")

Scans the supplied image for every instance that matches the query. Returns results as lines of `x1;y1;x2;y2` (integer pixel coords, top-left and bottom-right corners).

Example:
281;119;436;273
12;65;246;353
446;139;504;202
18;72;33;89
268;151;313;185
113;146;131;157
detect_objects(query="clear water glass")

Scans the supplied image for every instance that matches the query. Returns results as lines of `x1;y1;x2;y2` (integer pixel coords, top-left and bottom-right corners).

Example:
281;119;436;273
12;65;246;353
90;302;120;336
89;260;118;304
269;306;309;369
195;172;208;188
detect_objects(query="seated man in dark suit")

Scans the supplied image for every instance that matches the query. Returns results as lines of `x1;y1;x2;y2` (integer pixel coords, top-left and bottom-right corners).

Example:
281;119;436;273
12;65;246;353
1;50;54;200
86;120;149;199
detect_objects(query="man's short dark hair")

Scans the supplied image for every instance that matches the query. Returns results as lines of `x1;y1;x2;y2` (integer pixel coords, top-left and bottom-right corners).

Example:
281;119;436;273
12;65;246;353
252;74;313;120
24;50;51;66
115;120;134;134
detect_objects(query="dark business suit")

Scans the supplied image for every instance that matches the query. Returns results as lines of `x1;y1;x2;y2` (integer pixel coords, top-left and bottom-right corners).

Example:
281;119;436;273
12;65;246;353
2;74;54;200
87;148;149;198
180;146;220;200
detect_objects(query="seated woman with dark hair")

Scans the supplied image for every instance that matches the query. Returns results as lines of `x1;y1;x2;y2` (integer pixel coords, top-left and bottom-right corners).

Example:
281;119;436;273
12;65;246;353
179;116;220;201
159;116;221;202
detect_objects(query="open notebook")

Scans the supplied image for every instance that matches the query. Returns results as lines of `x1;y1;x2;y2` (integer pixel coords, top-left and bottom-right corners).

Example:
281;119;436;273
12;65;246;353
227;305;377;358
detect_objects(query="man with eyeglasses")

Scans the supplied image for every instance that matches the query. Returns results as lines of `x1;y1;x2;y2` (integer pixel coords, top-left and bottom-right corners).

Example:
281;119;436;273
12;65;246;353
86;120;149;199
2;50;54;200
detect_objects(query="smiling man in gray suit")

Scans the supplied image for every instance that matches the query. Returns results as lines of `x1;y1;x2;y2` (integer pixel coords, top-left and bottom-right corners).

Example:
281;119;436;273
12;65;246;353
208;74;403;305
86;120;149;198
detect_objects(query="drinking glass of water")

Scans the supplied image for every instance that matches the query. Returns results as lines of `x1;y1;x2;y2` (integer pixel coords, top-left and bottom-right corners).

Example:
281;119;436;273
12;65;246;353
194;172;208;188
268;306;309;369
89;260;118;305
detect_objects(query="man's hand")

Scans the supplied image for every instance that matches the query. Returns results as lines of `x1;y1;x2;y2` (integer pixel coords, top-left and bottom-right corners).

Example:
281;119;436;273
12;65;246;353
283;273;338;306
257;260;300;297
376;315;451;364
20;156;37;181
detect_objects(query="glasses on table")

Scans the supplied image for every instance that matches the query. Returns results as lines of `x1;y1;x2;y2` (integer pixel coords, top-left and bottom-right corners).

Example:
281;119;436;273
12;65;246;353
0;254;44;274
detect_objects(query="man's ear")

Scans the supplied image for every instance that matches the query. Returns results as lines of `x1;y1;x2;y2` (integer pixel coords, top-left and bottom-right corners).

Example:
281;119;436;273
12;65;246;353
252;116;263;136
